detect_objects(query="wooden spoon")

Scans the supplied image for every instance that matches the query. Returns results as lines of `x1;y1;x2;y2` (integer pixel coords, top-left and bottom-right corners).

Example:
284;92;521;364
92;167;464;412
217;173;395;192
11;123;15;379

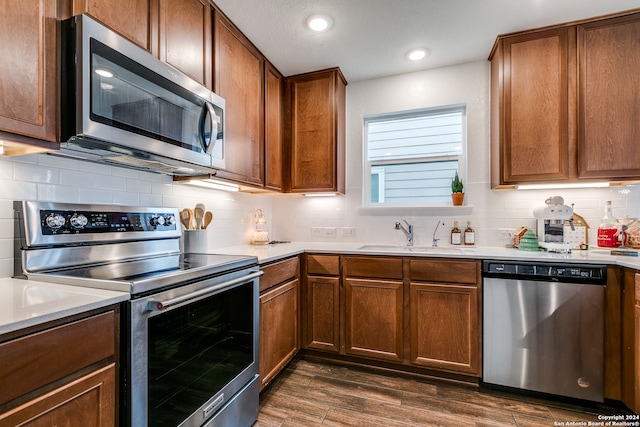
194;205;205;230
179;209;192;230
203;211;213;229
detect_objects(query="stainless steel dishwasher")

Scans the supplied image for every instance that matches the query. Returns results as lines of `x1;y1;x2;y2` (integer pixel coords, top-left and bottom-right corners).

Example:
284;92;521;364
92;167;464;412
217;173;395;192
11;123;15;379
482;260;607;402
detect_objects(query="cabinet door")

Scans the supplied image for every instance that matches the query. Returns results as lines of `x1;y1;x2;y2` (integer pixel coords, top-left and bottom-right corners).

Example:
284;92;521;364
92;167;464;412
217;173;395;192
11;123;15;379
73;0;153;51
0;364;115;426
0;0;57;142
305;275;340;353
635;273;640;413
158;0;212;88
410;283;480;375
214;11;264;186
286;68;346;193
344;278;403;362
578;14;640;179
636;299;640;413
499;28;572;184
265;62;284;191
260;279;299;390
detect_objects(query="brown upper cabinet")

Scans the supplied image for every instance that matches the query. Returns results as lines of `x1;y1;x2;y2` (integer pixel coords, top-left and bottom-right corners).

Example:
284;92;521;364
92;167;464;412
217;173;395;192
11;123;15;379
157;0;213;89
265;62;284;191
73;0;154;51
213;10;265;187
0;0;59;152
285;68;347;194
490;9;640;188
577;14;640;180
490;27;573;186
75;0;213;88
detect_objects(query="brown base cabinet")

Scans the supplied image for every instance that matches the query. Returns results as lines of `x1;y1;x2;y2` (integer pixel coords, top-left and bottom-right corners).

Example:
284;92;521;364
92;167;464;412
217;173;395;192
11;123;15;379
306;275;341;353
622;271;640;413
305;259;341;353
636;286;640;413
410;283;479;374
409;259;481;375
259;256;300;390
0;364;116;426
0;308;119;425
345;278;404;362
343;256;404;362
303;254;482;378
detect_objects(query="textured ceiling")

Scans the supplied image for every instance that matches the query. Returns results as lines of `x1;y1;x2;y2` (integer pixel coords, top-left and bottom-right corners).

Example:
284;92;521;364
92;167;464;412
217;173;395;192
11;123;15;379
213;0;640;83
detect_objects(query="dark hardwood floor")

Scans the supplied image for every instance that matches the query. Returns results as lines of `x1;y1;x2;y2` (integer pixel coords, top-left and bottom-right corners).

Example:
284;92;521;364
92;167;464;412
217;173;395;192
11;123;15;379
256;357;633;426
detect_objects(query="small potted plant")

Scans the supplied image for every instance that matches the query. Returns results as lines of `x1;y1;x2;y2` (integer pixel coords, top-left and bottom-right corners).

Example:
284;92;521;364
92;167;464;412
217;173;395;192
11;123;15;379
451;172;464;206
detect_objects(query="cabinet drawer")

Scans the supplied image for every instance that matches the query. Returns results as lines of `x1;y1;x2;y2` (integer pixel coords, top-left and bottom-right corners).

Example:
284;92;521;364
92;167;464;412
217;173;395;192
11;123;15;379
0;311;115;405
261;256;299;292
344;256;403;280
409;259;479;285
307;254;339;276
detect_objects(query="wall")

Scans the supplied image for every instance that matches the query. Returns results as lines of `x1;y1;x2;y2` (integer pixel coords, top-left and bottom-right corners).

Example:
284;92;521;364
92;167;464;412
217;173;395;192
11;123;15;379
270;60;640;247
0;153;273;278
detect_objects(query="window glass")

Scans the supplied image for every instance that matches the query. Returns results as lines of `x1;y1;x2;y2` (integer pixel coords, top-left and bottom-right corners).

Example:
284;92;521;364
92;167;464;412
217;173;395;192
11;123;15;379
363;105;466;206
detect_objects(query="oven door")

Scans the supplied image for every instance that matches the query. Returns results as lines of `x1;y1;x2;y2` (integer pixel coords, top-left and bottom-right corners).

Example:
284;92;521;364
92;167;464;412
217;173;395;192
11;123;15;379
126;268;261;427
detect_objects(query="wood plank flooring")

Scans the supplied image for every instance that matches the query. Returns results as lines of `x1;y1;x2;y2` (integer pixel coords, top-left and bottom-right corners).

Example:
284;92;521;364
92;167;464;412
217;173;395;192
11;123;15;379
256;357;634;426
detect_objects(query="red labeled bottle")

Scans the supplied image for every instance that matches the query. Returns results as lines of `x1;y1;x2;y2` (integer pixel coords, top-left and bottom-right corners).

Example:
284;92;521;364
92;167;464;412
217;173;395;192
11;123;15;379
597;201;618;248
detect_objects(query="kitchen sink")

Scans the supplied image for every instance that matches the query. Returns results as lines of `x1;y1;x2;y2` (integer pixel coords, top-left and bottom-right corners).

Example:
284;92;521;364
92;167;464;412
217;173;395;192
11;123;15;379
357;244;465;254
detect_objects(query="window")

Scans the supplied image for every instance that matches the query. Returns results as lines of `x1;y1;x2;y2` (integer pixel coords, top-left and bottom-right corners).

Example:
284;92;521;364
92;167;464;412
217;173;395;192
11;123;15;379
363;104;466;207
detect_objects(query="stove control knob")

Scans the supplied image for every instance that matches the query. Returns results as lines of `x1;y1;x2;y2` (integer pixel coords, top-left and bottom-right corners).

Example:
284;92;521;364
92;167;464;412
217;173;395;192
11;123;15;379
150;216;165;226
70;213;88;229
45;213;66;229
164;215;176;226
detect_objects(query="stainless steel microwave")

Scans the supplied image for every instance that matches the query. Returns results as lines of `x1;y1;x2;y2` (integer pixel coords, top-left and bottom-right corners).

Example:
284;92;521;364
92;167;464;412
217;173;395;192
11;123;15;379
57;14;225;176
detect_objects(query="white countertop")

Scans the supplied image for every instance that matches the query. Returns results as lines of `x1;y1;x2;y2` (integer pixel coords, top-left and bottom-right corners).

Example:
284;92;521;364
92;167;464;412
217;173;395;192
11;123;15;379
3;242;637;337
214;241;640;269
0;278;129;336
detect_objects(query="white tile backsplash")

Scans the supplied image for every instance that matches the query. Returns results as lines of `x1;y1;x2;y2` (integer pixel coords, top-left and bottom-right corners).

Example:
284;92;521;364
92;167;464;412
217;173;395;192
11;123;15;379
0;154;274;278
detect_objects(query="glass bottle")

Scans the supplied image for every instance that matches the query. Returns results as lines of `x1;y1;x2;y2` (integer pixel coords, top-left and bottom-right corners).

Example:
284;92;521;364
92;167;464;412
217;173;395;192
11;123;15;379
464;220;475;246
597;201;618;248
451;221;462;245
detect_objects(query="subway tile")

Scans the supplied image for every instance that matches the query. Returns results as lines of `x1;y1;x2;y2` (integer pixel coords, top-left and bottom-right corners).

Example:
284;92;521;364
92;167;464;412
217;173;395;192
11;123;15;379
14;162;60;184
37;184;80;203
78;187;112;204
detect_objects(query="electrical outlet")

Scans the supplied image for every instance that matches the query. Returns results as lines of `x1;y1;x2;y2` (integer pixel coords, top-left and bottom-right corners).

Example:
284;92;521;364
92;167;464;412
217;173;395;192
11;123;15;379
311;227;323;237
497;228;515;240
324;227;337;238
341;227;355;237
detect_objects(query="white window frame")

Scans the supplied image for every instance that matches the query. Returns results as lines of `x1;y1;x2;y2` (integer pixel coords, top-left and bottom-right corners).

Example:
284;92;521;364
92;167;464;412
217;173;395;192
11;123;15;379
362;104;467;208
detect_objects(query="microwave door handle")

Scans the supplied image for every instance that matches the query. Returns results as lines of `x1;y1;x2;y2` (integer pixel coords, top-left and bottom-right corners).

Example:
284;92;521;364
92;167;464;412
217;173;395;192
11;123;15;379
199;102;217;153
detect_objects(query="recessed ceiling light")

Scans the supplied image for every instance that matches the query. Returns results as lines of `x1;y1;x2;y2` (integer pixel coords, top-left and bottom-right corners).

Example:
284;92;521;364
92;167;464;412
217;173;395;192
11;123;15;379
306;14;333;32
407;48;428;61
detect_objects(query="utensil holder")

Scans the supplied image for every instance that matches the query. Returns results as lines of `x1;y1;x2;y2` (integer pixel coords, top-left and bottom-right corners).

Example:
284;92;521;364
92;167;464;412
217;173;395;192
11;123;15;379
183;230;208;253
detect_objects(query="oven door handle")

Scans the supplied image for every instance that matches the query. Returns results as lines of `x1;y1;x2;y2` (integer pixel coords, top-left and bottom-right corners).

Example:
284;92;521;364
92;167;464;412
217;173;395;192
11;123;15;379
145;270;263;311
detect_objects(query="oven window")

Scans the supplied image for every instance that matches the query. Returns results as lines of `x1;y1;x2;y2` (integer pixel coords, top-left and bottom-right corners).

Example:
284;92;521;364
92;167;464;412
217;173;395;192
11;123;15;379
148;282;254;427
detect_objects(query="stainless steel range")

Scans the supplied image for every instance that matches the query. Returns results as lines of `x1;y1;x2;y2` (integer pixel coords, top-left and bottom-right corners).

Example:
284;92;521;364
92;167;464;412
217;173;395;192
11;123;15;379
13;201;261;427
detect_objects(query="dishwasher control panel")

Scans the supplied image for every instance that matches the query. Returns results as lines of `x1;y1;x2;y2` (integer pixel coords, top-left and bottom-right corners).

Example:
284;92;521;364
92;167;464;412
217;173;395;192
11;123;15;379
483;261;606;283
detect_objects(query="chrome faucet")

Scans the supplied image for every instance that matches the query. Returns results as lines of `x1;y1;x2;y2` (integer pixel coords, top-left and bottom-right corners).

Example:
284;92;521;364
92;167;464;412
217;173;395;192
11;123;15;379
394;220;413;246
432;220;444;247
